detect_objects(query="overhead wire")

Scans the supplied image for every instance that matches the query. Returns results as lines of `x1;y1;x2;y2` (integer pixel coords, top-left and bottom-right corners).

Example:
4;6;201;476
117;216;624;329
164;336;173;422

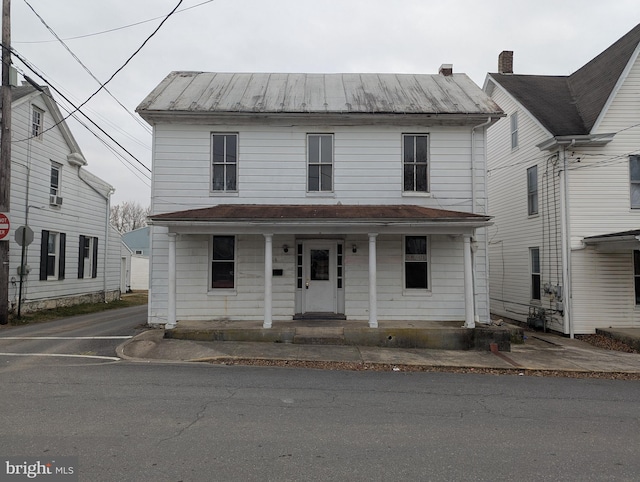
22;0;152;136
11;0;184;142
14;0;215;44
10;56;151;177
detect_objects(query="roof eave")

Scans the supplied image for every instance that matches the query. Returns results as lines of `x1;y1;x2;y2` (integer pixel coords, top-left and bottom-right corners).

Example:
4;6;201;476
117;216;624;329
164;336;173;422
536;133;616;151
137;109;504;127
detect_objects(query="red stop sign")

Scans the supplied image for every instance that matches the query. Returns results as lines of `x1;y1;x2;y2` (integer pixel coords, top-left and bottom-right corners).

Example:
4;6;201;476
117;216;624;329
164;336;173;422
0;213;10;241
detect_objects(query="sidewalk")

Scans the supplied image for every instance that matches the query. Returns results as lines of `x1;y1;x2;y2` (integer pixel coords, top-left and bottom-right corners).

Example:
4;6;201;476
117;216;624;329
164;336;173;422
118;325;640;376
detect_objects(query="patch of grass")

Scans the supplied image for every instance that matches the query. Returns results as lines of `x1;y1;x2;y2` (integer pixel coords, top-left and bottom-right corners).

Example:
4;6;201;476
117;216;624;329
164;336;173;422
9;291;148;325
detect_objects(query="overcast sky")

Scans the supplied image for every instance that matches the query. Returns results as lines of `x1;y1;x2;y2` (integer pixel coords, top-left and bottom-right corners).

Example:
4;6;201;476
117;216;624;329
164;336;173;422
10;0;640;206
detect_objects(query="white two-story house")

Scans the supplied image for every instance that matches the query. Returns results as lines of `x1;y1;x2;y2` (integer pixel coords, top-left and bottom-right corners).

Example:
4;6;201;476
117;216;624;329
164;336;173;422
6;82;122;315
137;68;503;329
484;23;640;335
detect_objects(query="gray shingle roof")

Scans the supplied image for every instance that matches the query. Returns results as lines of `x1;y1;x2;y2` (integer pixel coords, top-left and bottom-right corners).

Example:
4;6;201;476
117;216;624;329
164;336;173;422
137;72;503;117
489;23;640;136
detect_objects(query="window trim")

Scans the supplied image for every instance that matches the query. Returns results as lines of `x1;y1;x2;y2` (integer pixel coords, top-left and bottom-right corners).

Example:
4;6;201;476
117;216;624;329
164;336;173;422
39;230;65;281
306;133;334;193
403;235;430;292
530;247;541;301
510;112;519;149
32;106;44;140
78;235;98;279
527;165;538;216
209;235;237;294
210;133;238;194
629;155;640;209
50;161;61;197
402;133;430;194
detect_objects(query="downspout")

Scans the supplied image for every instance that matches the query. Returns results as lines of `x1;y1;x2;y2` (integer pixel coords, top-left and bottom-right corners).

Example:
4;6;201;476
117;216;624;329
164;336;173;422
471;117;493;324
559;142;574;338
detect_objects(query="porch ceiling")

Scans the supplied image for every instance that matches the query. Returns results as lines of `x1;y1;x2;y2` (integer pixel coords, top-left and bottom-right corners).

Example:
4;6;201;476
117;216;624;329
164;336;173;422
149;204;492;235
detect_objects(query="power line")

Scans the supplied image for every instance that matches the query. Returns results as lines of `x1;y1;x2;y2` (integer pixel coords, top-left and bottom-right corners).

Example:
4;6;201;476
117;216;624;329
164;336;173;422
15;0;215;44
11;56;151;175
22;0;152;135
9;0;183;142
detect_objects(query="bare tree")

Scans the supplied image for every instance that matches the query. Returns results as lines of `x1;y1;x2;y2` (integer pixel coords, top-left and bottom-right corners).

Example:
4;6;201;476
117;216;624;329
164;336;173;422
110;201;151;234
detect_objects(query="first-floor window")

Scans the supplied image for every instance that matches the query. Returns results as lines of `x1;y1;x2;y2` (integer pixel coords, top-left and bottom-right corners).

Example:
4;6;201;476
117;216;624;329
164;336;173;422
211;235;235;289
405;236;429;289
634;251;640;305
40;230;66;280
630;156;640;209
78;235;98;279
530;247;541;300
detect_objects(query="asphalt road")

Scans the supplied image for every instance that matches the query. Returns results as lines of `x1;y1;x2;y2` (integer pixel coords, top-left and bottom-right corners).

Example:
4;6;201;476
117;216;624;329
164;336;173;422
1;307;639;481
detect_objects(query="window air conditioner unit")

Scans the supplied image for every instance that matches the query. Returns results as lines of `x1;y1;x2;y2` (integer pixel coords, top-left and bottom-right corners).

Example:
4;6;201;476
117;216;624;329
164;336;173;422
49;194;63;206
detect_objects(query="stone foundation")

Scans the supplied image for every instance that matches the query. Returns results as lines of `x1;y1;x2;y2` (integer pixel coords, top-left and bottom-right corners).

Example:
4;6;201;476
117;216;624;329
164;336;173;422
14;290;121;314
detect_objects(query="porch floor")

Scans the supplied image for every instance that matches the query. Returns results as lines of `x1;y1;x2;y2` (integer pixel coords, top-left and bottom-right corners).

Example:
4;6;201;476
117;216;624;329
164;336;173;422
164;319;520;351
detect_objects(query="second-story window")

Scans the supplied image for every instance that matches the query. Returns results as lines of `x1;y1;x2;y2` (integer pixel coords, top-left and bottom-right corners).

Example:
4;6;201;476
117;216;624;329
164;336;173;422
50;162;61;197
527;165;538;215
211;133;238;192
403;134;429;193
32;106;44;139
510;112;518;149
307;134;333;192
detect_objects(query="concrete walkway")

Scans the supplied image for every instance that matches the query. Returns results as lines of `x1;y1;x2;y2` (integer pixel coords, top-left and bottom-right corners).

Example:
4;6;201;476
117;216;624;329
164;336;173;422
118;325;640;375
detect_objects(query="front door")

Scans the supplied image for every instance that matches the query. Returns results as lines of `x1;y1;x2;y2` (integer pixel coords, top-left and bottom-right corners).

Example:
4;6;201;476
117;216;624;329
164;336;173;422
303;242;337;314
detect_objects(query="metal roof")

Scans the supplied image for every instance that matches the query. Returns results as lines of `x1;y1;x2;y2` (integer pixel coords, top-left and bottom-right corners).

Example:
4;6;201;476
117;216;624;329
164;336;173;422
137;71;503;117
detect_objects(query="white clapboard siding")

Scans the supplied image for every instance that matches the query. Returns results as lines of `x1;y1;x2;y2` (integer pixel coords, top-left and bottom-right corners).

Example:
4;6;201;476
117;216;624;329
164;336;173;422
486;86;564;327
151;124;476;211
7;91;121;309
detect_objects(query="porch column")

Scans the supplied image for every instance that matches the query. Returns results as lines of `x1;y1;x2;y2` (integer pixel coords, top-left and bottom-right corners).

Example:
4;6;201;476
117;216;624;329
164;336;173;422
368;233;378;328
166;232;177;330
463;235;475;328
263;233;273;328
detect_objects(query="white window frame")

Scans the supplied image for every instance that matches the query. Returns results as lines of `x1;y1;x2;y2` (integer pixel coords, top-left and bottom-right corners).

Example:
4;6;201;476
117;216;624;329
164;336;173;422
530;247;541;301
211;133;238;194
402;134;430;194
79;235;97;279
47;232;60;280
307;134;334;193
50;161;61;197
527;165;538;216
32;106;44;140
209;235;237;294
403;235;430;292
630;156;640;209
510;112;519;149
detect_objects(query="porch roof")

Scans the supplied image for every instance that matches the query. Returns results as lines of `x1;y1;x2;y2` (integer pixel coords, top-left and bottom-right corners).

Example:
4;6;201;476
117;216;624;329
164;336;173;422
149;204;492;235
583;228;640;252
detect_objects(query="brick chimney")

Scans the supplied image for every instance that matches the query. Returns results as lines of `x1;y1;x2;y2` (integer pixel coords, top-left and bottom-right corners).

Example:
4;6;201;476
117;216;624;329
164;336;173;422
439;64;453;76
498;51;513;74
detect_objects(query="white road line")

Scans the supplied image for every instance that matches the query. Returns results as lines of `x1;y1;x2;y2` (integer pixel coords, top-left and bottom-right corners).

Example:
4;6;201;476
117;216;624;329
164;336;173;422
0;336;133;340
0;352;120;361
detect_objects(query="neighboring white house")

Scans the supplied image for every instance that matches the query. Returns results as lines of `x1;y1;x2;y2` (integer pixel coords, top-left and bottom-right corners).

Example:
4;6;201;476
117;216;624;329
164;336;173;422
6;82;121;314
121;226;150;291
136;68;503;329
484;23;640;335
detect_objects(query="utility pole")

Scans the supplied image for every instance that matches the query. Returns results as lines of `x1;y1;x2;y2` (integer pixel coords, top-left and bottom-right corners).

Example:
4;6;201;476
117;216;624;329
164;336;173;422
0;0;11;325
